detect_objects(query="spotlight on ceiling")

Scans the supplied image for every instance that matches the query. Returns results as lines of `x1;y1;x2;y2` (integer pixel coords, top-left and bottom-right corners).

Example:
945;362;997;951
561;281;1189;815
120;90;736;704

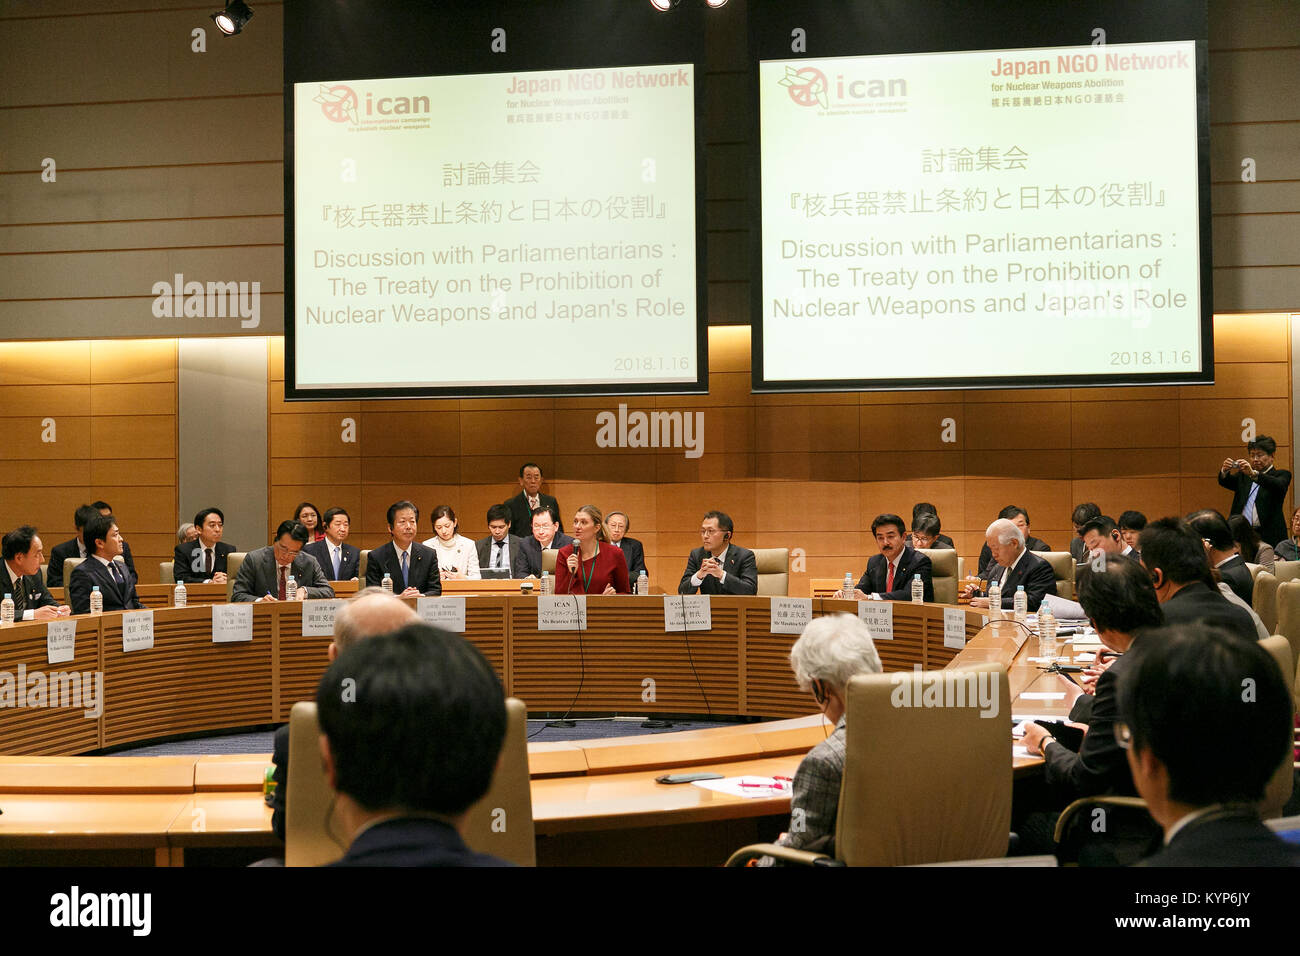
650;0;681;11
210;0;254;36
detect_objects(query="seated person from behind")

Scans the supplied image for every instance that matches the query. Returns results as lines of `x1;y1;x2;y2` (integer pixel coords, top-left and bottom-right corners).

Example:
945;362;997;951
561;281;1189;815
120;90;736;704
1117;510;1146;561
1275;507;1300;562
1069;502;1102;562
555;505;630;594
1;526;70;620
759;613;882;863
173;507;235;585
316;622;512;866
1138;517;1259;644
1120;623;1300;866
909;511;952;551
302;507;360;581
836;513;933;602
911;503;955;549
517;505;574;579
604;510;648;578
476;504;524;576
68;513;144;614
1186;509;1253;606
677;510;758;596
1228;513;1275;573
422;505;481;581
962;517;1057;612
976;505;1050;576
231;521;334;603
270;587;420;841
365;500;442;597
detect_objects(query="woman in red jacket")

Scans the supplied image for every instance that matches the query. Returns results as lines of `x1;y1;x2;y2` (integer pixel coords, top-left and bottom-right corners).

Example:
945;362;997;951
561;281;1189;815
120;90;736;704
555;505;630;594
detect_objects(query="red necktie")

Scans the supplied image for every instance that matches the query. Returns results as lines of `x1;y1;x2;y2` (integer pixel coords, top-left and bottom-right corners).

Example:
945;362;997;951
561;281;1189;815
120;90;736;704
886;562;895;593
278;566;286;601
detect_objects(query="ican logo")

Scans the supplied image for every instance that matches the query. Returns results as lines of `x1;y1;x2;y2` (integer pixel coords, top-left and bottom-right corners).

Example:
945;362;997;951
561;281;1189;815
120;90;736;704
778;65;907;109
313;83;430;126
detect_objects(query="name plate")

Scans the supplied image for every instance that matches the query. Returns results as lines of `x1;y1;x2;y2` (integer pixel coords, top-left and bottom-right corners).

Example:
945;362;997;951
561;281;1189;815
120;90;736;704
664;595;711;631
944;607;967;650
857;600;894;641
302;599;344;637
418;597;467;633
769;597;812;635
212;603;254;643
538;595;586;630
47;620;76;665
122;610;155;653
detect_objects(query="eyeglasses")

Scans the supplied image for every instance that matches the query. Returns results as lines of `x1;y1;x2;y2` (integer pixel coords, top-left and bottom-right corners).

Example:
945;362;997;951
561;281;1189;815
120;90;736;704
700;528;724;536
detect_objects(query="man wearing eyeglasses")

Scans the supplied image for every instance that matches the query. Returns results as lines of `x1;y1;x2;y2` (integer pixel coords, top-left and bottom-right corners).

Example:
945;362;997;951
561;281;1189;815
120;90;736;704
677;511;758;596
231;520;335;603
1218;434;1292;546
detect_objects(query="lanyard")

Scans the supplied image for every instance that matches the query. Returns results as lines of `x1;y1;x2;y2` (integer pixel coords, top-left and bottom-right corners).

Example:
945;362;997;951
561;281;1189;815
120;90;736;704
580;544;599;592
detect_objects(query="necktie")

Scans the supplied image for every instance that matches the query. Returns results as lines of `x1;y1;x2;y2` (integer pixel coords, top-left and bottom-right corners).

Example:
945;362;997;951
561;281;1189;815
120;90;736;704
886;561;895;593
110;561;125;599
493;542;503;569
278;565;286;601
205;548;213;574
400;550;409;588
332;546;341;579
12;579;24;616
1243;481;1260;526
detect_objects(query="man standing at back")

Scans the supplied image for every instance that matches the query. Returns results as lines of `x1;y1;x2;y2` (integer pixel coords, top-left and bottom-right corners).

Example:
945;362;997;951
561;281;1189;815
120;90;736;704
678;511;758;596
1218;435;1291;546
365;500;442;596
505;462;562;539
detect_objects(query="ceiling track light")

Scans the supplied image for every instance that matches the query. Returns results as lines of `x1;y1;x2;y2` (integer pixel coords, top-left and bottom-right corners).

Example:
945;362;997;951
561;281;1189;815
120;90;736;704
210;0;254;36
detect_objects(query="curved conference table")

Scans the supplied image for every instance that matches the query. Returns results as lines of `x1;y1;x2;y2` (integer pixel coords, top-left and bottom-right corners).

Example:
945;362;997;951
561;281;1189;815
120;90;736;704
0;587;1080;865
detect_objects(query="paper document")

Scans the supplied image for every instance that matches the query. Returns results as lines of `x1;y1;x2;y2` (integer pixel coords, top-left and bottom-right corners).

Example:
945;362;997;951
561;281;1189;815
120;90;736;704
1039;593;1088;622
693;776;792;799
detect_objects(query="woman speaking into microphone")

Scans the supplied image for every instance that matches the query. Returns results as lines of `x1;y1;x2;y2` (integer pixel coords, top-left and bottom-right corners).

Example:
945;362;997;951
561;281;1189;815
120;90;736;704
555;505;631;594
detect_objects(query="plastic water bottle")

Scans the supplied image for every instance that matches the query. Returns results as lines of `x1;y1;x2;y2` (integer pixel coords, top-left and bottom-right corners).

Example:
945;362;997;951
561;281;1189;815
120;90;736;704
1014;585;1028;623
637;570;649;596
285;575;298;601
843;572;854;599
173;580;187;608
90;586;103;615
0;594;12;625
1039;604;1057;658
987;580;1001;620
382;572;393;593
911;575;924;604
541;571;553;595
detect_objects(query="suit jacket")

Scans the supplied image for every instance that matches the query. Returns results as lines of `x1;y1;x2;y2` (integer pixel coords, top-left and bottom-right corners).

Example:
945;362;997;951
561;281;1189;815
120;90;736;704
48;537;136;589
173;540;237;584
1139;808;1300;867
68;555;144;614
364;541;442;596
1219;465;1292;546
328;817;511;867
302;538;361;581
978;535;1051;578
677;544;759;596
1159;580;1259;644
610;537;647;578
1216;554;1254;605
855;546;933;602
518;533;575;579
270;723;289;841
986;549;1057;612
476;534;526;576
1043;649;1137;801
505;491;562;540
934;533;955;549
231;546;335;602
0;562;56;616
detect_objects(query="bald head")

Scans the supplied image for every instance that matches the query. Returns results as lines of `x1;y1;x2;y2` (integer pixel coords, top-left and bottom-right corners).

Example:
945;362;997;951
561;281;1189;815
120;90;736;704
332;587;421;655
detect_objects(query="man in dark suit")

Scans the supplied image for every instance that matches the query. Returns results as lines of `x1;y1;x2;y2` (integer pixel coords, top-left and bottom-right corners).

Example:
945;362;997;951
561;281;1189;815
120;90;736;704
317;622;512;866
1069;502;1102;562
839;513;933;602
504;462;562;540
1139;517;1259;643
365;500;442;596
1218;434;1292;546
1187;509;1254;604
475;504;525;577
1;526;69;620
964;518;1057;612
911;503;955;549
1117;510;1146;560
977;505;1051;575
302;507;360;581
677;511;758;596
1079;515;1140;566
48;502;137;588
68;513;144;614
517;505;574;579
604;511;647;579
231;521;334;602
173;507;236;585
270;587;420;842
1121;623;1300;866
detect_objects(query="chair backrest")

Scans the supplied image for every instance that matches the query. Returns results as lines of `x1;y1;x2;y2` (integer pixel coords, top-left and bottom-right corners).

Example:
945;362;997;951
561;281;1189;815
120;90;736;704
357;549;369;583
225;552;246;602
64;557;84;577
1258;635;1296;819
1041;552;1075;600
159;561;174;585
541;549;557;575
285;697;535;867
753;548;790;596
1254;570;1280;636
836;663;1011;865
39;563;48;581
1247;562;1263;582
919;549;957;604
1276;560;1300;583
1274;580;1300;677
957;556;966;581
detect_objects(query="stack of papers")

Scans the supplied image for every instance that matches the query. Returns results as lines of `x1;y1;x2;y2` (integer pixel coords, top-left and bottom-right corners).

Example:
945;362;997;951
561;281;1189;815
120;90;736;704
692;776;791;799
